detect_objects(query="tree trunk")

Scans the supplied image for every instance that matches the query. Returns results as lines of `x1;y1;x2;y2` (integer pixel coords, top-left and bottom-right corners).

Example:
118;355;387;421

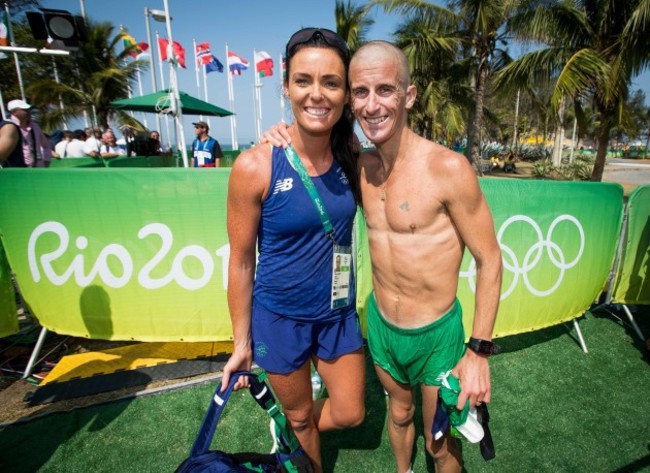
591;121;610;182
552;98;566;167
468;60;489;172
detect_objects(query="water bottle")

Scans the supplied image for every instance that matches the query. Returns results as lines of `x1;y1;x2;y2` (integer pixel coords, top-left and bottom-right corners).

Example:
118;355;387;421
311;372;322;400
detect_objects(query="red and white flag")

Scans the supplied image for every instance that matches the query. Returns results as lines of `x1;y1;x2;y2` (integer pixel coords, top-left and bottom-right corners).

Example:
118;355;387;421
254;50;274;78
158;38;187;68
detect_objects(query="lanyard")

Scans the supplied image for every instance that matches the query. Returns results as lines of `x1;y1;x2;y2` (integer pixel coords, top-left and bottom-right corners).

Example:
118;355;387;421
283;145;335;241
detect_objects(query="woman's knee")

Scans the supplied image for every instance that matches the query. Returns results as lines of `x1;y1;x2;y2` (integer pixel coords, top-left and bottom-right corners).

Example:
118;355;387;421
330;403;365;428
427;434;461;465
284;408;315;433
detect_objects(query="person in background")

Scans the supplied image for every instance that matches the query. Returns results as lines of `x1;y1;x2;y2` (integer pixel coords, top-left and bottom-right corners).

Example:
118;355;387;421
0;117;24;167
83;126;103;158
99;129;126;158
149;130;163;155
221;28;365;473
66;130;87;157
54;130;73;158
191;121;223;167
8;99;52;167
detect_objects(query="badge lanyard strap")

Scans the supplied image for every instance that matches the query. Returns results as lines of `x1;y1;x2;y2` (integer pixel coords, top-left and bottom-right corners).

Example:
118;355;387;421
283;145;337;243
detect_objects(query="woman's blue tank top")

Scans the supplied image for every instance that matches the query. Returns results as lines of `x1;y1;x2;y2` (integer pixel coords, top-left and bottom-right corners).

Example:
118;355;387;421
253;146;357;321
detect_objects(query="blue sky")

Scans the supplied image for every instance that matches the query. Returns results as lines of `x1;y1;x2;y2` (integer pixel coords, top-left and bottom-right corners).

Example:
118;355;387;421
36;1;650;147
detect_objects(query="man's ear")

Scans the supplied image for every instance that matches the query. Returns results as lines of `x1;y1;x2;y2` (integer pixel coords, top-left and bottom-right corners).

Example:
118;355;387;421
405;84;417;110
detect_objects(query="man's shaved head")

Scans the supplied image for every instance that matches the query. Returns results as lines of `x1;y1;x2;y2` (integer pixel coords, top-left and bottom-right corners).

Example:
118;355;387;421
351;41;410;89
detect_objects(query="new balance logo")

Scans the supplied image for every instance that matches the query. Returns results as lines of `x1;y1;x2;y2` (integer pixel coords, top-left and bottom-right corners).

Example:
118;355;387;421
273;178;294;194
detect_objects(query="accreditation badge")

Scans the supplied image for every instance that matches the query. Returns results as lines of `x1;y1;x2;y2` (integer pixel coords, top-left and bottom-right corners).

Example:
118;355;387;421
331;245;352;309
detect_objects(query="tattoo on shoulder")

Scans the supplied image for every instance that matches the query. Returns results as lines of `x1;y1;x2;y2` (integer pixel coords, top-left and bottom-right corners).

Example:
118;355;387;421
400;201;410;211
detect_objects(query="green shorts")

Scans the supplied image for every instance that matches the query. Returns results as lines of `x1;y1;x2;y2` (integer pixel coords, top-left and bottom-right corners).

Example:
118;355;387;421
367;292;466;387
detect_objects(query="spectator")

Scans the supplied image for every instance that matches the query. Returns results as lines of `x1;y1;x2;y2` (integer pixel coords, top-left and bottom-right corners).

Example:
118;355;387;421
99;129;127;158
0;117;24;167
54;130;73;158
67;130;87;157
191;121;223;167
8;99;52;167
83;126;103;157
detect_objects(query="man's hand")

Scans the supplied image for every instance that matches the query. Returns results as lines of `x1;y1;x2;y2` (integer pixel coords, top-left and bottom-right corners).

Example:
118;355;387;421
220;347;253;392
452;349;491;410
259;122;291;148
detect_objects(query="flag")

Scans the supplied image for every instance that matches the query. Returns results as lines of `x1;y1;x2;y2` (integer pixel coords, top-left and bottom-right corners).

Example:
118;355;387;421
206;54;224;74
254;50;274;78
0;10;9;58
135;42;149;60
120;32;140;58
195;42;212;66
281;56;286;80
227;51;249;75
158;38;187;68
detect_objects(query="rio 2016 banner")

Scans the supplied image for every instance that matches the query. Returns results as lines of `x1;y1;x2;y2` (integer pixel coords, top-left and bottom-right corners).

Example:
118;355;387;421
611;185;650;305
355;179;624;338
0;170;623;341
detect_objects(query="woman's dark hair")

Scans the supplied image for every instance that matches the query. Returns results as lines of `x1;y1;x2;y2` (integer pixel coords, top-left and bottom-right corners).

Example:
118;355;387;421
284;28;361;205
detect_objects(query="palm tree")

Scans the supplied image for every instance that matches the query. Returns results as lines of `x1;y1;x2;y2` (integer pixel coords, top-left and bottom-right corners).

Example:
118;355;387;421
27;20;146;131
335;0;375;53
392;13;470;142
496;0;650;181
370;0;517;170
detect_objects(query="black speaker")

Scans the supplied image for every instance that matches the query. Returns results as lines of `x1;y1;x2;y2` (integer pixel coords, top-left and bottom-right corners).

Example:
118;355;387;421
26;8;88;43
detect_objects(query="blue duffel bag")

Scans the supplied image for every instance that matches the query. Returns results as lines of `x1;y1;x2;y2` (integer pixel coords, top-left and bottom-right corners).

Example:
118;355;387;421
176;370;314;473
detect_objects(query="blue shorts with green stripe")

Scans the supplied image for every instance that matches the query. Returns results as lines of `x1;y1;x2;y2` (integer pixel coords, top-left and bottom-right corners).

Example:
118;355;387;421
367;292;466;386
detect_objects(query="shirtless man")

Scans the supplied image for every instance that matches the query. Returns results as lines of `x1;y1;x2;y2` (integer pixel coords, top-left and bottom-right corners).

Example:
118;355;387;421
350;41;502;473
264;40;502;473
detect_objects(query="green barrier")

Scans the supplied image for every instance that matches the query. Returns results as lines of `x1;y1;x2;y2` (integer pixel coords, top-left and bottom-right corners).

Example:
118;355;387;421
106;155;176;168
611;185;650;304
49;157;104;168
0;171;625;341
0;243;18;337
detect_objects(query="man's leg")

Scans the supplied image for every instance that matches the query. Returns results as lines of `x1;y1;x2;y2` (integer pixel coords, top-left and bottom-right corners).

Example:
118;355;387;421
312;348;366;431
375;365;416;473
267;361;322;471
421;384;462;473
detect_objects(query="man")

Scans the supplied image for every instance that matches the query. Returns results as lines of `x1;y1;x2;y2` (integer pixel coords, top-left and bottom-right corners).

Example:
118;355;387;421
8;99;52;167
83;126;103;157
350;41;502;473
99;129;127;158
191;121;223;167
0;117;23;167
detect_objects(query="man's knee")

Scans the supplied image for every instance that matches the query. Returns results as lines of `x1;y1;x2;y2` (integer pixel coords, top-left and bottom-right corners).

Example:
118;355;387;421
427;434;462;468
388;401;416;429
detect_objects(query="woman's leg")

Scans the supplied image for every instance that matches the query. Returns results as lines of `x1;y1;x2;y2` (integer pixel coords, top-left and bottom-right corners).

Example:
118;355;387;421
267;361;322;470
312;347;366;431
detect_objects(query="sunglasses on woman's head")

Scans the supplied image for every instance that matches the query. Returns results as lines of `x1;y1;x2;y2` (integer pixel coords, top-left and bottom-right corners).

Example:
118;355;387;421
286;28;350;59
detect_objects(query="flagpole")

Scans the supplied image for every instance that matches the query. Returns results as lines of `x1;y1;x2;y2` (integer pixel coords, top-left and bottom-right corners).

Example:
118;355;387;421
144;8;162;137
192;39;203;121
225;43;239;151
253;49;263;141
156;31;172;150
202;60;211;129
5;3;25;100
51;57;67;129
162;0;188;167
0;86;6;120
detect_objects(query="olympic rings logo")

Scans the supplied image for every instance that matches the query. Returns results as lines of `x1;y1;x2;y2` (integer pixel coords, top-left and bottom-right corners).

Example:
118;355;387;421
460;214;585;299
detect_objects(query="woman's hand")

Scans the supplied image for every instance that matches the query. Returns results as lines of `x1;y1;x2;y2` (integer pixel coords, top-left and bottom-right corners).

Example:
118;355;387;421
220;347;253;392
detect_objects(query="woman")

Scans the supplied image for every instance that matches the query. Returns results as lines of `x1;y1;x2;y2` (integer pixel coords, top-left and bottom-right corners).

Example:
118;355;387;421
221;28;365;472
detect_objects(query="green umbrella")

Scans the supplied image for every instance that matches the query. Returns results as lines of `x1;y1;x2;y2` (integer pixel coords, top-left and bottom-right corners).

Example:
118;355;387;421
110;89;233;117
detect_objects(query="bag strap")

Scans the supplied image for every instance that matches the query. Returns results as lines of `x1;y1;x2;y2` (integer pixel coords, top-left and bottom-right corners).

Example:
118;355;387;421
189;370;300;457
